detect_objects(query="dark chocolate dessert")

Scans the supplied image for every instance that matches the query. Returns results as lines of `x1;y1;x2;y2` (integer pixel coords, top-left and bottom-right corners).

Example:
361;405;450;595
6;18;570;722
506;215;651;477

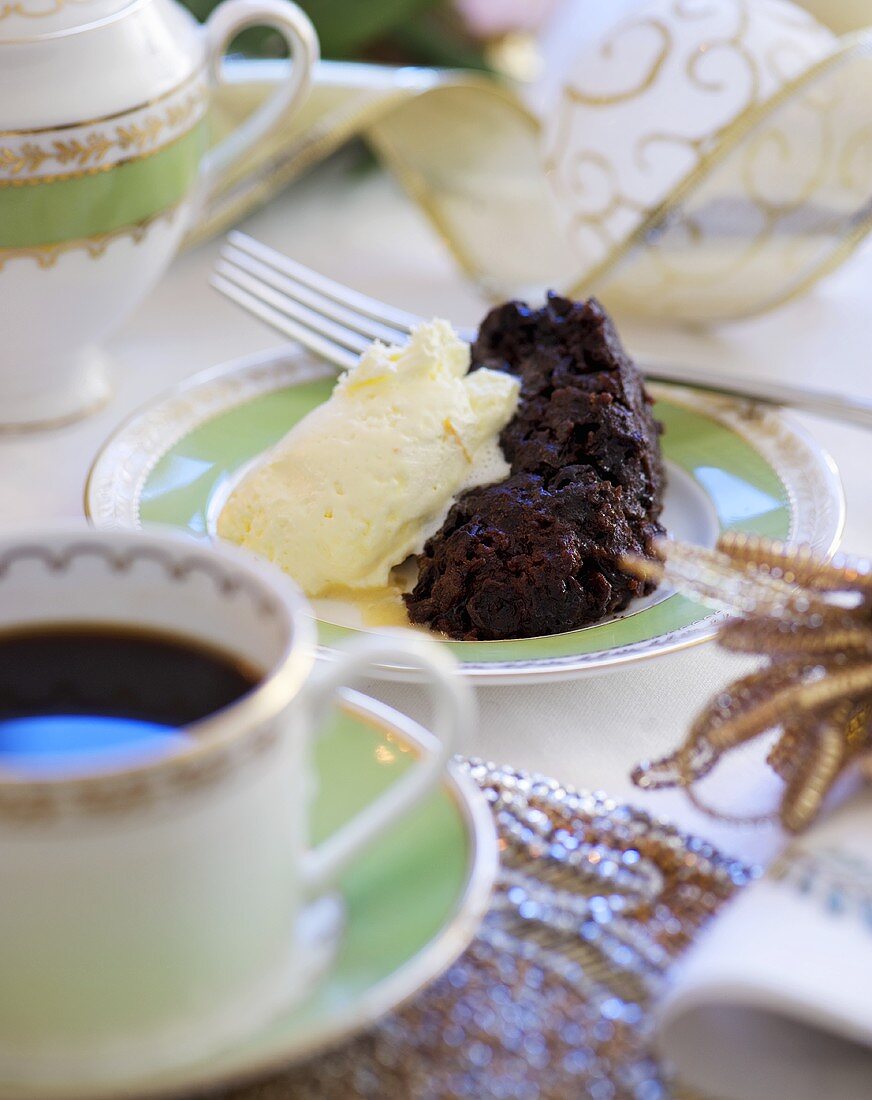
405;295;666;640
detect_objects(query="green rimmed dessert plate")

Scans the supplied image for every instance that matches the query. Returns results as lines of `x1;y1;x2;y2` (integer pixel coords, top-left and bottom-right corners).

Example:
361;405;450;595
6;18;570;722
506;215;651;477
86;347;845;684
0;690;495;1100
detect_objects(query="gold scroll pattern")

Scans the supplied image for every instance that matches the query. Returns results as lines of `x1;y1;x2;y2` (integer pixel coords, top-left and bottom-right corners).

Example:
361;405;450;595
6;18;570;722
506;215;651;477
544;0;836;302
583;34;872;322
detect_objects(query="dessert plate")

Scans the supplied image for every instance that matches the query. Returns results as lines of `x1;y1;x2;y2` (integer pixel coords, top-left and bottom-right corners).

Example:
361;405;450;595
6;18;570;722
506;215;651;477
86;346;845;684
0;691;495;1100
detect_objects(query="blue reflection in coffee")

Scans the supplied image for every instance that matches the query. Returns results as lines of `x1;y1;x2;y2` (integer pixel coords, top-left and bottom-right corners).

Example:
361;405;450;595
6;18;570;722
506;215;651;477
0;626;259;778
0;715;192;776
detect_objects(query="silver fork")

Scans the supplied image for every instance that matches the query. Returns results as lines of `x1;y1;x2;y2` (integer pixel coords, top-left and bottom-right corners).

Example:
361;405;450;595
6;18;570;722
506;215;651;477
212;232;872;430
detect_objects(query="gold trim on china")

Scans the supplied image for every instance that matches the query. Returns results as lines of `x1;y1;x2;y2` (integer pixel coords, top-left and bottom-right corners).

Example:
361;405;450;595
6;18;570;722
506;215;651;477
0;90;206;186
0;202;182;271
0;67;202;136
0;133;191;188
0;0;90;20
569;30;872;316
0;381;112;435
0;0;149;43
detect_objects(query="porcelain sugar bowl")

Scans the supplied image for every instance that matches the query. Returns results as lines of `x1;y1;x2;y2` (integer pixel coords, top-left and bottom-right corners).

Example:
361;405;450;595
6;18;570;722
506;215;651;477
0;0;318;428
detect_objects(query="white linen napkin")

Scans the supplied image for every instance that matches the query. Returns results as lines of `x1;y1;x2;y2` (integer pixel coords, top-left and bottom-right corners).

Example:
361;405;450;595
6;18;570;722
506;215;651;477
656;792;872;1099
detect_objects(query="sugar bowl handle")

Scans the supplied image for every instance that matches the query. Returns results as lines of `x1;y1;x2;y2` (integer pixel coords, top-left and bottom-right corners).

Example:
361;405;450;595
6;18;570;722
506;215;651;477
198;0;318;207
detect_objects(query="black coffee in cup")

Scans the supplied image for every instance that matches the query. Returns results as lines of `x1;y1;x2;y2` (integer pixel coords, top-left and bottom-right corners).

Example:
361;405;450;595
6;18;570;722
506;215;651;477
0;626;260;776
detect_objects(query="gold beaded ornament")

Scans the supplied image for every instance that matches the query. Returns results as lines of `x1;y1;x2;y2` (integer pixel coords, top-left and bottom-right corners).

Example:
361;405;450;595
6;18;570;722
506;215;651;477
628;533;872;833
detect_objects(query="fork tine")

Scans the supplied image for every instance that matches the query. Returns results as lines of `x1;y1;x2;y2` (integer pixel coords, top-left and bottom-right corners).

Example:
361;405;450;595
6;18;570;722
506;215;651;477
211;273;359;373
227;231;423;333
216;259;371;356
221;244;410;346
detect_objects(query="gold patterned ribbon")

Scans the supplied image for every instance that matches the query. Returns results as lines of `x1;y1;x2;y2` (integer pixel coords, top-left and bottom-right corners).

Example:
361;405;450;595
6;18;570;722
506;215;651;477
194;60;580;298
200;48;872;323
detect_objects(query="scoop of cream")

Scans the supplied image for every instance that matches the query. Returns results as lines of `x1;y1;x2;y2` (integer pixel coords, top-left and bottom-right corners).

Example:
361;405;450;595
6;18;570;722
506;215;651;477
217;320;519;595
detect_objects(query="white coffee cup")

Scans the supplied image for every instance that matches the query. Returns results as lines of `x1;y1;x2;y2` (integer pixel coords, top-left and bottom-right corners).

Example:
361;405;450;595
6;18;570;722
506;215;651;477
0;526;473;1088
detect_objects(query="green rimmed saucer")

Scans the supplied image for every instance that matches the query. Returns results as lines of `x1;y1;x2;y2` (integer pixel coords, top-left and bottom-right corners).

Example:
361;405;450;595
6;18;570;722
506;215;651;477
1;691;495;1100
86;346;845;684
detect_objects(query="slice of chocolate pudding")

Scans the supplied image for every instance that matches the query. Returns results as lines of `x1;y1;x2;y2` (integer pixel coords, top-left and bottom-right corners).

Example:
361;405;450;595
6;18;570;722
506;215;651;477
404;295;666;640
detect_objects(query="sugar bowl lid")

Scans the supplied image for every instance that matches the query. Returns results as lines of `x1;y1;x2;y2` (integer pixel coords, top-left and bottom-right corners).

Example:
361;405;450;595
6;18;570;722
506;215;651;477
0;0;135;41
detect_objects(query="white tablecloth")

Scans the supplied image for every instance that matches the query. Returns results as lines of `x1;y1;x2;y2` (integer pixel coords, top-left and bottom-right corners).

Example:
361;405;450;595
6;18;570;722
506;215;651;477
3;151;870;868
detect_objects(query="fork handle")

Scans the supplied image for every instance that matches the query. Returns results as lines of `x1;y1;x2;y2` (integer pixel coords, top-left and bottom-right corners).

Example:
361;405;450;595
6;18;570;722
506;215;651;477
640;360;872;431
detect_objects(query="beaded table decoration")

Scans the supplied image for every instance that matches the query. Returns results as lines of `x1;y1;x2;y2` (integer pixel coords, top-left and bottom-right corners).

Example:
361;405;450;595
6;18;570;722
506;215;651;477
221;761;753;1100
629;534;872;833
